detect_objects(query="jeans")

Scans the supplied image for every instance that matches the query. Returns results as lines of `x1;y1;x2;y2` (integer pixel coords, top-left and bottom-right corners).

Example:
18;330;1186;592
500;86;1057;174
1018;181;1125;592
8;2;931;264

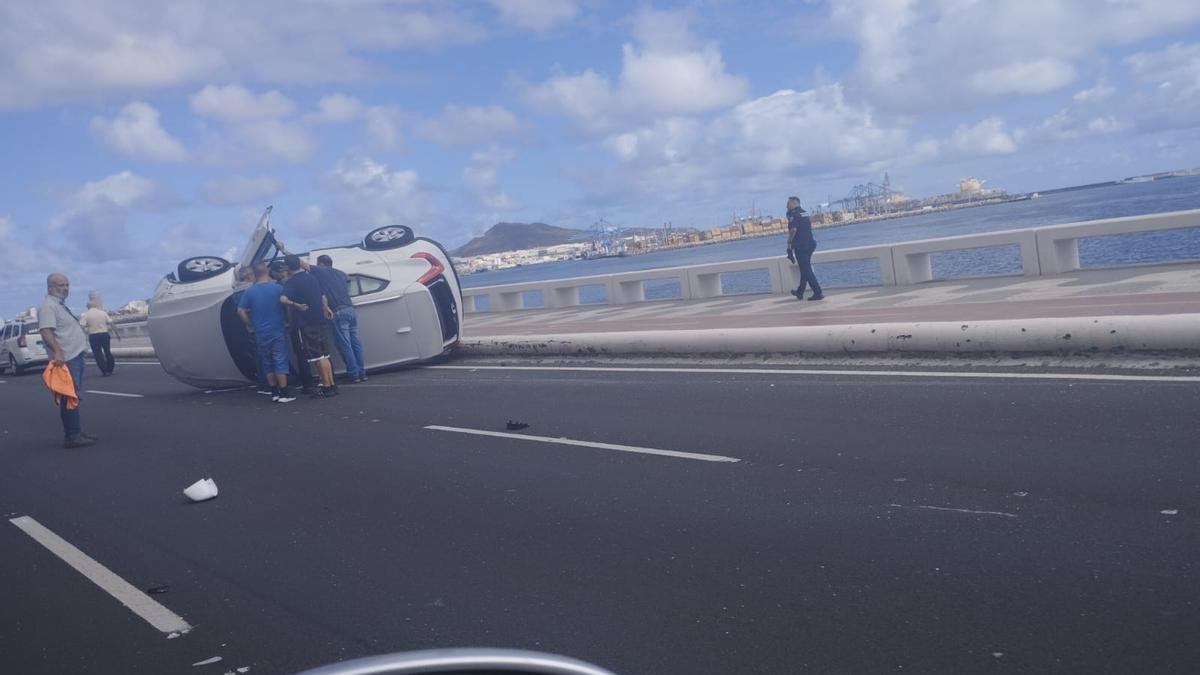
61;353;85;439
793;243;822;297
89;333;115;374
331;307;365;376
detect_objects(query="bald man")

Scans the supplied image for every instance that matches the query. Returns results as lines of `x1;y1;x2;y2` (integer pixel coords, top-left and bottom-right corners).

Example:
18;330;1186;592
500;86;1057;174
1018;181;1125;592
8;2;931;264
39;273;96;448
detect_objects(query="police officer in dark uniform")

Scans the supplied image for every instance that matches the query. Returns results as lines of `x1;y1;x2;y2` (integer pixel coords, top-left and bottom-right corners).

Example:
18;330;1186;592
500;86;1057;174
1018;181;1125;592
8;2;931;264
786;196;824;301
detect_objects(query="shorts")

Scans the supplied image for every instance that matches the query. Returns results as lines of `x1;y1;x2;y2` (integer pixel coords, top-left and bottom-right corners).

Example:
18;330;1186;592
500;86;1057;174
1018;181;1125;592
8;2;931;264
298;323;331;362
256;334;290;374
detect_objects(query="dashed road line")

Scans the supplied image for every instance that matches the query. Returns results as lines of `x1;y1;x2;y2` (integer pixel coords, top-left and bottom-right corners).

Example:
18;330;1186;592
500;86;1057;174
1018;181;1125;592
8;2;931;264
86;390;145;398
9;516;191;634
424;424;741;463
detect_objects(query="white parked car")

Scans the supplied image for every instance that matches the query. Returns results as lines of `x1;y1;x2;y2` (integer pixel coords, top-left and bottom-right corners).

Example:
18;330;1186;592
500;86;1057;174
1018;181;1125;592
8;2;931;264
0;318;50;374
149;208;462;388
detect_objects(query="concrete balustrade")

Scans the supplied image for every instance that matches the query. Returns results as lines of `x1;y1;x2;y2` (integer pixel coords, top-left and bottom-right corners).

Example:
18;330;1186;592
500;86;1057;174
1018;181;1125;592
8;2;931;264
891;229;1040;285
460;208;1200;314
1035;209;1200;275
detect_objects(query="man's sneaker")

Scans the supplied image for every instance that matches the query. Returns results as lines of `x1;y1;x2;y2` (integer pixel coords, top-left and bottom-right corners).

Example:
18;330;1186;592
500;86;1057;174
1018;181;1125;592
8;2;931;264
807;293;825;301
309;388;327;399
276;394;296;403
256;388;273;396
324;385;339;397
64;435;97;449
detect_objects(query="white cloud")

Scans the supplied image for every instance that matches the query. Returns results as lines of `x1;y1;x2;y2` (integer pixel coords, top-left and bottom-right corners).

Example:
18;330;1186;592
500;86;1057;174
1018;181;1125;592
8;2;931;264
309;93;365;123
463;146;519;214
365;106;405;152
201;175;287;206
721;86;909;175
45;171;175;261
416;105;521;146
1073;79;1116;103
90;101;189;162
970;58;1078;96
829;0;1200;110
0;1;488;109
945;118;1017;155
325;156;432;233
490;0;578;31
190;84;296;121
523;9;748;133
1016;110;1127;143
230;119;315;163
1127;42;1200;99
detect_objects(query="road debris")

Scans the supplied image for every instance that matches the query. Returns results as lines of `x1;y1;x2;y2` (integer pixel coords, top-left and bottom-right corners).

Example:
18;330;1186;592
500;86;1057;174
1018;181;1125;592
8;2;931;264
192;656;223;666
147;585;170;594
184;478;219;502
506;420;529;431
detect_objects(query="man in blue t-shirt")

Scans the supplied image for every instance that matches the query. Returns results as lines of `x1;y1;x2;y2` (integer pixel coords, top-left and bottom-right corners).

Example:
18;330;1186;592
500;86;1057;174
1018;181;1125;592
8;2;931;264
237;262;295;403
280;255;338;397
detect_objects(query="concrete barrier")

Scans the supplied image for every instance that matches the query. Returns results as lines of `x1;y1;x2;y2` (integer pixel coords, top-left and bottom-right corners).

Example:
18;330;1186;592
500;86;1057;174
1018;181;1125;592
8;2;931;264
460;314;1200;356
464;208;1200;314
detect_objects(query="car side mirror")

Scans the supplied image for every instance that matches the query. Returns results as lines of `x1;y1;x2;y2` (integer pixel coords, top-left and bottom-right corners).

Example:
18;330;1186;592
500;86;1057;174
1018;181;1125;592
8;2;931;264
294;648;617;675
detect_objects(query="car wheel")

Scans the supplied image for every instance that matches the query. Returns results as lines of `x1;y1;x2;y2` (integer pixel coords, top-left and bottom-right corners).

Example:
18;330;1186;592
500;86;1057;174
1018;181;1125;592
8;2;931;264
177;256;231;282
10;354;22;375
363;225;415;250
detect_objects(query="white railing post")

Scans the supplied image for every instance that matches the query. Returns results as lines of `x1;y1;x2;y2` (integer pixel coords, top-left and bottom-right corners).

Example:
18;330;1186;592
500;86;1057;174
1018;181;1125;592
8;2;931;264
550;285;580;308
895;251;932;285
688;269;723;299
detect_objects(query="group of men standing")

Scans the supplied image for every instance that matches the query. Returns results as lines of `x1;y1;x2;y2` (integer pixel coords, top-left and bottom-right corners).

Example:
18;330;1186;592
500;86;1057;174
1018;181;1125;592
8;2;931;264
237;251;367;404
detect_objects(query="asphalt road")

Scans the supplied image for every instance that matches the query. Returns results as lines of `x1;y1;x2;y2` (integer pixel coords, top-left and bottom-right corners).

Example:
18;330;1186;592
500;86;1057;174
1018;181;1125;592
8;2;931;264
1;359;1198;674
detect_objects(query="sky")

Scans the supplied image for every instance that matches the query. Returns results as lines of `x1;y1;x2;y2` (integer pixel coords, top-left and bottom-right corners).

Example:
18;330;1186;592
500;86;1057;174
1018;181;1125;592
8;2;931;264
2;0;1200;316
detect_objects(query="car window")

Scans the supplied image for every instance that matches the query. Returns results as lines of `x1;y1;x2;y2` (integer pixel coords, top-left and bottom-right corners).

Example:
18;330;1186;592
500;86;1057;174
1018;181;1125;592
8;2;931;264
24;324;39;335
348;274;389;297
2;325;10;340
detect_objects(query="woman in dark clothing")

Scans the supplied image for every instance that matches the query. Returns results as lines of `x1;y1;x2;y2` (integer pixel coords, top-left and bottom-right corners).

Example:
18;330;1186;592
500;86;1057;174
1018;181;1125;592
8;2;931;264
786;196;824;301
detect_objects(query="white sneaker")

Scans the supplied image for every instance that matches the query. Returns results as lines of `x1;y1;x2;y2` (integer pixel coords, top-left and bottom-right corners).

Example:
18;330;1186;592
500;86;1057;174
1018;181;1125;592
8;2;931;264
276;395;296;403
271;394;280;401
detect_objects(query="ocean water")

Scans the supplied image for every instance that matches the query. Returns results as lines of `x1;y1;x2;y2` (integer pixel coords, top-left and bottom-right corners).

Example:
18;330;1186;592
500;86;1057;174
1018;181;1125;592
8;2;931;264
461;176;1200;308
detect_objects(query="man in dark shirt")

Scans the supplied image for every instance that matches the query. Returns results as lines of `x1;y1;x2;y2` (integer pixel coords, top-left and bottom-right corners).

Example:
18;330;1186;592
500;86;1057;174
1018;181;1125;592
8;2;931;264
786;196;824;301
280;255;338;397
311;254;368;383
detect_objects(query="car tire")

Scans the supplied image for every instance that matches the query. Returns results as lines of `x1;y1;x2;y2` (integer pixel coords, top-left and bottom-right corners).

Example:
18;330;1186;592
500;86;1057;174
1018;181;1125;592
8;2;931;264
177;256;231;282
363;225;415;250
10;354;22;375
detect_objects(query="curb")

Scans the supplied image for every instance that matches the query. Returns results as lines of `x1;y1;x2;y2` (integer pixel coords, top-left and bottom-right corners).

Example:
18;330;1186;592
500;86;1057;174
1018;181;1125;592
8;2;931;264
460;314;1200;357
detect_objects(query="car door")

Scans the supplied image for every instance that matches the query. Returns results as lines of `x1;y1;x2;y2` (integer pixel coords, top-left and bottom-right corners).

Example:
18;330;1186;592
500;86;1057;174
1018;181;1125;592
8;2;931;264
235;206;277;274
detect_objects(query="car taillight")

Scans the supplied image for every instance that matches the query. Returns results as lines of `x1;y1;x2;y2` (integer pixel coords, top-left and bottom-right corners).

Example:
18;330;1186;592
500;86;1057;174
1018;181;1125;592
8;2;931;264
412;252;445;285
17;333;27;348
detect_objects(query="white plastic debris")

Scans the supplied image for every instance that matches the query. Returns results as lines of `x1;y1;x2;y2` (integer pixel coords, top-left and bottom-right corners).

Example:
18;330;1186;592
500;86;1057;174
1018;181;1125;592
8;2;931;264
184;478;219;502
1160;509;1179;515
192;656;223;666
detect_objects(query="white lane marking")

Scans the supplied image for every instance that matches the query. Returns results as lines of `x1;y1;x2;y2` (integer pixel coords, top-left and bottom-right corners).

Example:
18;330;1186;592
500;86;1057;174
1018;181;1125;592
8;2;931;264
889;503;1018;518
428;364;1200;384
86;390;145;398
8;516;191;633
424;424;740;463
105;361;162;366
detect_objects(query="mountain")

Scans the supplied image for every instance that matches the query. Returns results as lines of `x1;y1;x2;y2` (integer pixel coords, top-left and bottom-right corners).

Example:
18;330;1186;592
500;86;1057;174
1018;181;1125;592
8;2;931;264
453;222;586;257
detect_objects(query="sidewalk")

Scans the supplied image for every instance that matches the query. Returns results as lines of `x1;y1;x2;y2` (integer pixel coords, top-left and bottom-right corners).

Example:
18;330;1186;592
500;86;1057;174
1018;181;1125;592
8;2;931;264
462;263;1200;355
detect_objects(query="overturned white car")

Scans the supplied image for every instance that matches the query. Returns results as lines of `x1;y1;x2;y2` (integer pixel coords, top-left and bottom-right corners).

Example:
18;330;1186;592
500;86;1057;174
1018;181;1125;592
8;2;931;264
149;208;461;388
